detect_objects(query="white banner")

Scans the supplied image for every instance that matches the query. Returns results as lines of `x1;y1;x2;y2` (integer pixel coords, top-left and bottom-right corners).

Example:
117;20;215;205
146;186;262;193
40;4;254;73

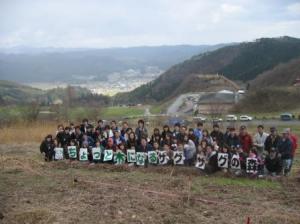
195;155;205;170
173;151;185;165
68;146;77;159
246;158;258;173
127;149;136;163
54;147;64;160
148;151;158;164
103;149;113;161
217;153;229;168
230;154;241;170
79;148;88;161
158;151;169;165
114;151;126;165
92;147;101;161
136;152;146;166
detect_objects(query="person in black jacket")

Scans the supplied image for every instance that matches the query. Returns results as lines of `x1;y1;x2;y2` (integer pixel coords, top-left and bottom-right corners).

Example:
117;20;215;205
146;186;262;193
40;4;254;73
210;124;224;148
40;134;55;161
265;147;282;176
204;145;219;174
264;127;281;154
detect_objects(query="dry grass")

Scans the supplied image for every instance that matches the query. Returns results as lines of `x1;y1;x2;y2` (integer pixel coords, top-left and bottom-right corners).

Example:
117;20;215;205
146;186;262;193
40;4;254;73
0;122;58;144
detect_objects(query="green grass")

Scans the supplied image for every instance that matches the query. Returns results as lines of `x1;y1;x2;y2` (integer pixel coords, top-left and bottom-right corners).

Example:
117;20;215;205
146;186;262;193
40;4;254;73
100;106;144;118
193;176;281;189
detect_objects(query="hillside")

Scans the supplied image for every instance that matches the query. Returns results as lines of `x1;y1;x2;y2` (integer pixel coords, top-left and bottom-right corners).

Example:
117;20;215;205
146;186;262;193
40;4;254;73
116;36;300;103
0;80;44;104
250;57;300;89
0;80;110;106
0;44;227;83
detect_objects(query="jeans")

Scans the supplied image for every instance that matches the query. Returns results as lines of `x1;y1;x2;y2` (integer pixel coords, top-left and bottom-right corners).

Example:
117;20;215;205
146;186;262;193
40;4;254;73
282;159;292;176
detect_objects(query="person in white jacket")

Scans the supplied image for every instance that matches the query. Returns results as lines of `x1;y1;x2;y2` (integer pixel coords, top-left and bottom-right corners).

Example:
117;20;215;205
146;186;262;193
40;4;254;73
183;135;196;166
253;125;269;157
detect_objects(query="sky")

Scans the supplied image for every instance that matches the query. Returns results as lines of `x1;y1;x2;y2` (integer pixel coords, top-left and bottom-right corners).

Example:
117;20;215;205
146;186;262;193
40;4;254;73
0;0;300;48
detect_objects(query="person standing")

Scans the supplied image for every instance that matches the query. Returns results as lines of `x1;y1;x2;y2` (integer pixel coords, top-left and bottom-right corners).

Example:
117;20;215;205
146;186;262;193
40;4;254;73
239;125;253;154
253;125;269;157
287;128;298;169
277;129;293;176
264;127;281;154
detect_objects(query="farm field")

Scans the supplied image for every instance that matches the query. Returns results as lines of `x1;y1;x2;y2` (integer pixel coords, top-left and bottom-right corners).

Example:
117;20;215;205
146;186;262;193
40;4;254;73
0;121;299;224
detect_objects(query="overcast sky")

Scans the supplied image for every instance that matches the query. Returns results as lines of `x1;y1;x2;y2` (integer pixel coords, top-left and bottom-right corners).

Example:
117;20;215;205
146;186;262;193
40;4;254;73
0;0;300;48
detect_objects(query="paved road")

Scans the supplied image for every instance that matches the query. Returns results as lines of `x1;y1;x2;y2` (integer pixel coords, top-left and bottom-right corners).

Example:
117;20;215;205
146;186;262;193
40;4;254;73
209;119;300;127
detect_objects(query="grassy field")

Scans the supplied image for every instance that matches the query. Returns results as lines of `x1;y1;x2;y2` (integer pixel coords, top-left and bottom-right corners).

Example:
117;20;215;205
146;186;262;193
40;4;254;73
0;121;299;224
100;106;144;119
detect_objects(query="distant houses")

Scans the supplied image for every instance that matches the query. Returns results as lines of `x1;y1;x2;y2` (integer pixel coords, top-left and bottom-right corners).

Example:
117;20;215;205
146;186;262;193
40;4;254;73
294;78;300;86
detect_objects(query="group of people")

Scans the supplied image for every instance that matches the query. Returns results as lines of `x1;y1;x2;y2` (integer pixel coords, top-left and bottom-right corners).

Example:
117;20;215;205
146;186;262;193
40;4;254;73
40;118;298;177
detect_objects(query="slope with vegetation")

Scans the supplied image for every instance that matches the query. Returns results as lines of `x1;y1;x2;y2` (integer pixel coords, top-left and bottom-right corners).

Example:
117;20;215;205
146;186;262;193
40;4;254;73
116;36;300;104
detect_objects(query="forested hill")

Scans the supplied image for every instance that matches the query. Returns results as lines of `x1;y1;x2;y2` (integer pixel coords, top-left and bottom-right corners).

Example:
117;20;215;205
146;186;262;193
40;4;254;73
115;36;300;103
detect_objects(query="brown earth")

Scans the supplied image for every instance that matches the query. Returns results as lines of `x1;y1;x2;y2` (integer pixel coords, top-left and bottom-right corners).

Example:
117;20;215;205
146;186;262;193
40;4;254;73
1;143;300;224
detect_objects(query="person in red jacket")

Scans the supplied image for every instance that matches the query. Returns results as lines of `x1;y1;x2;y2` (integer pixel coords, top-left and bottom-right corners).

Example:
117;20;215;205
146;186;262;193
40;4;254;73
287;128;298;167
239;125;253;154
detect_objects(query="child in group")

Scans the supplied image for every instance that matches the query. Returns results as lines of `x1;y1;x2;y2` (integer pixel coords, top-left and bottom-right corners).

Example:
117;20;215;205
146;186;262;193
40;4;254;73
126;132;137;149
68;139;78;161
171;138;178;151
247;147;261;177
150;128;161;145
113;130;125;145
40;134;55;161
161;143;173;165
219;145;231;173
152;141;161;152
204;145;219;174
117;142;126;154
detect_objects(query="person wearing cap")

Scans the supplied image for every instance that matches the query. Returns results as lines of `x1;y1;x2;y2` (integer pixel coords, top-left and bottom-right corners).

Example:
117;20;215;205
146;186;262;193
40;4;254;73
40;134;55;161
239;125;253;154
265;127;281;154
265;147;282;176
253;125;269;158
277;129;293;176
210;124;224;148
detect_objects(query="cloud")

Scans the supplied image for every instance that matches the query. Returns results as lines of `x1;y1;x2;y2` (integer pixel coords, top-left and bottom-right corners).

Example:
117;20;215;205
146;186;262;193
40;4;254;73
0;0;299;48
287;2;300;16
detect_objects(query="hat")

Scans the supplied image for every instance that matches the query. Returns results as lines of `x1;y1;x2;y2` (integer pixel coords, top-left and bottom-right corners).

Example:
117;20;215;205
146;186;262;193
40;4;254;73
282;128;289;134
270;127;277;132
240;125;246;130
